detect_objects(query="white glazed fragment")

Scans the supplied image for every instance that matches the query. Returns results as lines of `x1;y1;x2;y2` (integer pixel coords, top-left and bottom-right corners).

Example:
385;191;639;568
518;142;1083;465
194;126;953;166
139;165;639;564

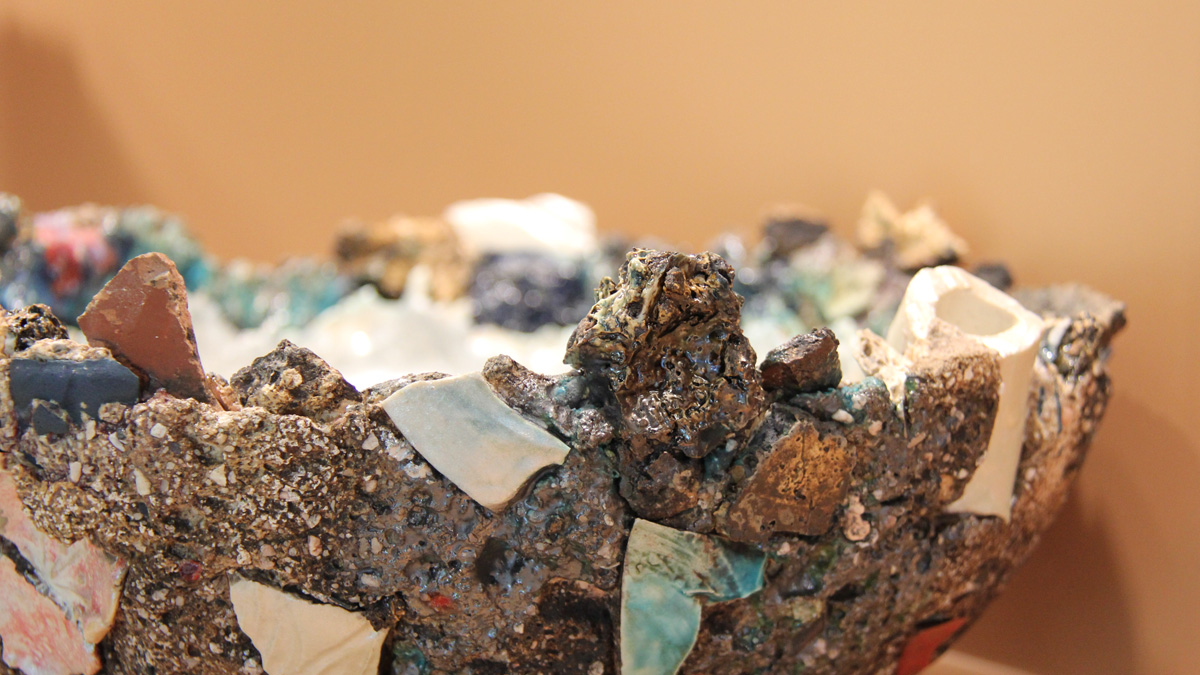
229;577;386;675
887;266;1045;520
442;193;597;258
381;372;571;510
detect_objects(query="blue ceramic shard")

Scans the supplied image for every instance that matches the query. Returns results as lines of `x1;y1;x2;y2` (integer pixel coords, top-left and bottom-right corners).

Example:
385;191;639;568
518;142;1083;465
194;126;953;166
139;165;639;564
9;357;140;429
620;519;765;675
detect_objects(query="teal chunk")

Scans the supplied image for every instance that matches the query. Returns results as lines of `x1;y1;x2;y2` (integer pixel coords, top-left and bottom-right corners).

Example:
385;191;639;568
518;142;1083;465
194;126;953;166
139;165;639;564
620;519;765;675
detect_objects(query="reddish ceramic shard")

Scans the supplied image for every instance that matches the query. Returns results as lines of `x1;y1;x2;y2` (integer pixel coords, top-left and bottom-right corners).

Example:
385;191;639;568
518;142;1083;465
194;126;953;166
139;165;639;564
895;617;968;675
0;470;126;643
78;252;209;401
0;556;100;675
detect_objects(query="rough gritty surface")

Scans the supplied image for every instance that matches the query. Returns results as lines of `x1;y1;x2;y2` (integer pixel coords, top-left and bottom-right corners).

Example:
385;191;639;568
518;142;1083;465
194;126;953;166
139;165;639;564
230;339;361;424
0;249;1125;675
1;305;68;354
564;249;768;523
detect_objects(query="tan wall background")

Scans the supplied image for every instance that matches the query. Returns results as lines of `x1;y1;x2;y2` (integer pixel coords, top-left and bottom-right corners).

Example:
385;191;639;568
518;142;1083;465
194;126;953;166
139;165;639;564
2;2;1198;673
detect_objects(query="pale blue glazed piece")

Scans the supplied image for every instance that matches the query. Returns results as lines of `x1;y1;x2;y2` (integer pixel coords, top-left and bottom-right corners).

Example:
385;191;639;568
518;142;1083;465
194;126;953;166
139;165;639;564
381;372;571;510
620;519;766;675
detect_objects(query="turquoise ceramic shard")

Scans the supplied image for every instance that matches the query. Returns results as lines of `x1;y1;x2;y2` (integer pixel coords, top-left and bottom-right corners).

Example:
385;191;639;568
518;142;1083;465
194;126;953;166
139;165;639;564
380;372;571;510
620;519;766;675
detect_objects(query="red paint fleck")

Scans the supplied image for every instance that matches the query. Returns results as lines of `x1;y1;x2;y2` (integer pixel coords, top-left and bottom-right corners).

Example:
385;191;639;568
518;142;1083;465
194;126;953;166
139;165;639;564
177;560;203;583
428;592;454;611
896;617;968;675
45;242;85;297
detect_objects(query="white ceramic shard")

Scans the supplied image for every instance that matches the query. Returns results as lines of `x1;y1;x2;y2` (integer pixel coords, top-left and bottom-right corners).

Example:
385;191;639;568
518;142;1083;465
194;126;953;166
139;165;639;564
0;556;100;675
229;577;387;675
381;372;571;510
442;193;597;258
887;266;1044;520
0;469;126;644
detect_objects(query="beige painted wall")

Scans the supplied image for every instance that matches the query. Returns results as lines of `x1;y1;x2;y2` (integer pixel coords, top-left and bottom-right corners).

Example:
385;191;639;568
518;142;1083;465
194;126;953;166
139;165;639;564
2;2;1198;673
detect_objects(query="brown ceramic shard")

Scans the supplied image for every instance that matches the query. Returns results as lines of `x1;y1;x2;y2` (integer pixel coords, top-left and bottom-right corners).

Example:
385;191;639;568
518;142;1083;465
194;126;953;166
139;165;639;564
78;253;209;402
760;327;842;395
723;418;852;542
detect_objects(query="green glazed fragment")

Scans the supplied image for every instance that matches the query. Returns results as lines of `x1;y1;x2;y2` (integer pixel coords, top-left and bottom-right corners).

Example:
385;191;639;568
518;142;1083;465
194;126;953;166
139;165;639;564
620;519;766;675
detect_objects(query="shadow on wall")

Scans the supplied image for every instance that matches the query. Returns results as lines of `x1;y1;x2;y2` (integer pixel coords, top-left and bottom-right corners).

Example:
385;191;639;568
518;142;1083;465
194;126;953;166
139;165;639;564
0;16;143;210
957;488;1135;674
957;386;1200;675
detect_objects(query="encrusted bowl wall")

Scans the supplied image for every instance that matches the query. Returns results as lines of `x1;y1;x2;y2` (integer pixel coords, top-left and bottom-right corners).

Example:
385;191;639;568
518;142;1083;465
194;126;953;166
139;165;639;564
0;192;1124;675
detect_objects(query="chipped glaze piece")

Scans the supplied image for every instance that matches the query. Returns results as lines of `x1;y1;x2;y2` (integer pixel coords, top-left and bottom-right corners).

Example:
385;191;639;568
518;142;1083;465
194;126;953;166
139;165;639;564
442;193;597;258
895;617;968;675
887;266;1045;519
77;252;210;401
380;372;571;510
229;577;387;675
0;556;100;675
0;470;126;644
620;519;765;675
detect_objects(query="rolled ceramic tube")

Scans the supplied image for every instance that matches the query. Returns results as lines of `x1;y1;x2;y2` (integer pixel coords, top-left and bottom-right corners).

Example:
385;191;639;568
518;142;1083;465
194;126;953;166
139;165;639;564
887;266;1045;520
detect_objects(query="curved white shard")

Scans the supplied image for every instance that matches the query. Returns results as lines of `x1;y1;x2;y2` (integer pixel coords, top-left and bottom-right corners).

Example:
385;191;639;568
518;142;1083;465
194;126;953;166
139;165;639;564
887;266;1044;520
229;577;386;675
442;193;597;258
381;372;571;511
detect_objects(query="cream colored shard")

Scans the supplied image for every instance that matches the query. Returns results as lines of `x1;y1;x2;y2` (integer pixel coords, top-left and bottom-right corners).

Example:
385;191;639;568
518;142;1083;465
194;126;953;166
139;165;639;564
381;372;571;511
229;577;386;675
887;266;1044;519
857;191;968;270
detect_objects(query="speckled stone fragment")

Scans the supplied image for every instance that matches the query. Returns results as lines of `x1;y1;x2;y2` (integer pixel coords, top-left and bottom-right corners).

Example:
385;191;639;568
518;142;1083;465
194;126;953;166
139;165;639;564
902;324;1001;507
230;339;360;423
722;418;852;543
565;249;767;521
1;305;68;355
482;354;614;452
760;327;842;395
381;372;571;510
9;355;140;429
77;252;209;401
